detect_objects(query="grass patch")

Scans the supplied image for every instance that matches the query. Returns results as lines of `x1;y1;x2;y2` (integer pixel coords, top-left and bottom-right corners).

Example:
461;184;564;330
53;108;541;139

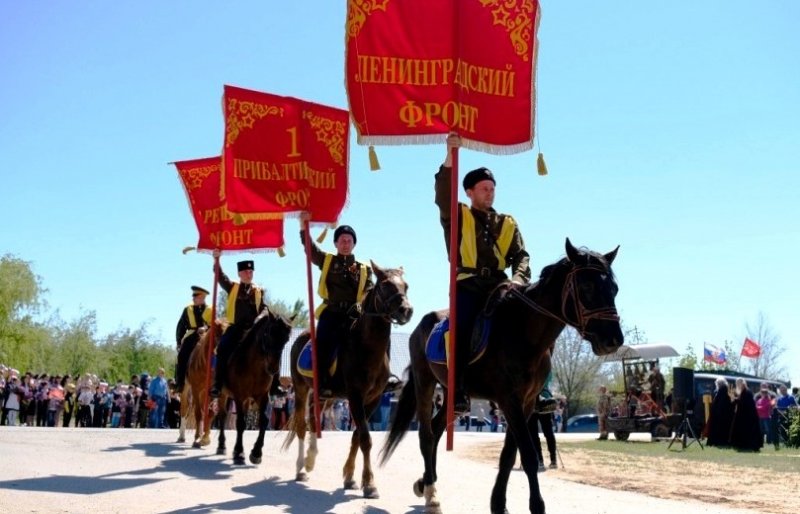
559;439;800;474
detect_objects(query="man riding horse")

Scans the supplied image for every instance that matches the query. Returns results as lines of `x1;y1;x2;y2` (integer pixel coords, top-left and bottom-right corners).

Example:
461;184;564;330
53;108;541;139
436;133;530;413
209;249;266;398
175;285;211;393
299;213;402;395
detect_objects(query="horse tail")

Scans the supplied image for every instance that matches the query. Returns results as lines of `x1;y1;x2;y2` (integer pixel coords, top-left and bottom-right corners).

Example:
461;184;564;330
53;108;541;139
379;364;417;465
281;412;298;451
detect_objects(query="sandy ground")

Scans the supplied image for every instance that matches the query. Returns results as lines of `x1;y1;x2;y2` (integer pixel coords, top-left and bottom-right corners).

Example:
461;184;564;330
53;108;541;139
0;427;764;513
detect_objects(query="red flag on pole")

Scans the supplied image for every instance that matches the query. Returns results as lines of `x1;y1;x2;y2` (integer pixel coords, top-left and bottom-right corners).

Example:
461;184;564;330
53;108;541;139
346;0;541;153
174;156;284;251
741;337;763;358
222;85;349;223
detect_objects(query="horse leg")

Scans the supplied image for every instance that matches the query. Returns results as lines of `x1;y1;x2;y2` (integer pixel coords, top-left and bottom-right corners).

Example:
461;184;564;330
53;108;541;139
216;400;227;455
232;399;246;465
503;402;545;514
249;396;268;465
343;429;359;490
490;429;519;514
177;390;187;443
348;395;379;498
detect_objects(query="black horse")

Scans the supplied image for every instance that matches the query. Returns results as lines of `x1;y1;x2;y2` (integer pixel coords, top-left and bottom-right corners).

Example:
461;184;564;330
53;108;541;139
380;238;623;514
284;262;413;498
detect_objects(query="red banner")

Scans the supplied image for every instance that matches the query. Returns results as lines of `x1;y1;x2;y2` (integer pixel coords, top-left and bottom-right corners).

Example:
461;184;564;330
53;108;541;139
174;156;284;252
346;0;541;154
222;85;349;223
741;337;763;358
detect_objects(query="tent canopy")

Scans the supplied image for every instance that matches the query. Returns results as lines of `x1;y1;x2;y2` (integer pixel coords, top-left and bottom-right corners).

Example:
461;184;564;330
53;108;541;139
600;343;679;362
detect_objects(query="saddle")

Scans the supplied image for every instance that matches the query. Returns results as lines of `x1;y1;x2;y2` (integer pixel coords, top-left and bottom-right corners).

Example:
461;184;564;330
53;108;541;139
424;282;513;367
297;341;339;379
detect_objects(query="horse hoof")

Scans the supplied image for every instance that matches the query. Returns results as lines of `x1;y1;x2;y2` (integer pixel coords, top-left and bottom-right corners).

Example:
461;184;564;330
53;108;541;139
216;447;226;455
192;441;202;449
249;454;262;465
425;506;443;514
296;472;309;482
343;479;358;490
177;436;185;443
363;486;380;499
413;479;425;498
233;455;246;465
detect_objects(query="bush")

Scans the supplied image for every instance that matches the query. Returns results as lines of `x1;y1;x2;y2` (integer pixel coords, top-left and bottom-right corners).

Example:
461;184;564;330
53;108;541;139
788;409;800;448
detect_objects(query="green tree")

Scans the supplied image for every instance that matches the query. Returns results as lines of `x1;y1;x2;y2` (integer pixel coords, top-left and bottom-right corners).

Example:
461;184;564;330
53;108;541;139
54;311;99;377
0;254;52;370
268;298;308;327
97;324;173;382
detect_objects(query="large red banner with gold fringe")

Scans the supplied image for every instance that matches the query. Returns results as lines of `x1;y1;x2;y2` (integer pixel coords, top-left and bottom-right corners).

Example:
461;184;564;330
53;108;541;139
346;0;540;154
222;85;349;223
174;156;284;252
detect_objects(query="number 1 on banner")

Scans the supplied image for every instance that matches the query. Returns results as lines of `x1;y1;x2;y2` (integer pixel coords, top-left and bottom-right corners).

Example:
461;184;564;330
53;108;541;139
286;127;301;158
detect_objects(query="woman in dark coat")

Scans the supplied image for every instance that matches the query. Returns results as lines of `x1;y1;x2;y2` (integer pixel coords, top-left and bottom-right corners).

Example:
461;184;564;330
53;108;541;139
730;378;763;451
705;377;733;447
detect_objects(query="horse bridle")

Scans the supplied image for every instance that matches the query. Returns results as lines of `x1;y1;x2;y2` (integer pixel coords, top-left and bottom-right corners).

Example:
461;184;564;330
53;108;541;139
508;263;619;339
363;276;407;324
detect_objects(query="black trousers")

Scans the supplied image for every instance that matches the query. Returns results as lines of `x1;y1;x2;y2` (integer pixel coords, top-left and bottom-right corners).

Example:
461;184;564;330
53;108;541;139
532;412;557;464
454;281;491;390
214;325;243;386
315;309;350;383
176;331;201;386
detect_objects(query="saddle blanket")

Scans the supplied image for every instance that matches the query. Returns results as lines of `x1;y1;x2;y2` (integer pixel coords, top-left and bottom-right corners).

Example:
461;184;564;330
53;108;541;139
297;341;338;378
425;317;489;366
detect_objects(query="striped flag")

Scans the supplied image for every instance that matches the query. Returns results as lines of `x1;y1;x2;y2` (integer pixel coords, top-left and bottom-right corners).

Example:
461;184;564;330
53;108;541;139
703;343;727;365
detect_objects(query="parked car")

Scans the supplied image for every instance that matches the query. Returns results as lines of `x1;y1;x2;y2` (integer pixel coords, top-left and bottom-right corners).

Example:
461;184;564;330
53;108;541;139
566;414;599;433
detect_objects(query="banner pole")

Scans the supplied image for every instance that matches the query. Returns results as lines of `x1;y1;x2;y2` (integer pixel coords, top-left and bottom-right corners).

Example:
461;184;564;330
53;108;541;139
202;254;220;432
446;145;459;451
303;220;323;438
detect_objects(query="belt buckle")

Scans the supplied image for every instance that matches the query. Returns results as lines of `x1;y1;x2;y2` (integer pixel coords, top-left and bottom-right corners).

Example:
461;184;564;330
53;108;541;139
479;267;491;278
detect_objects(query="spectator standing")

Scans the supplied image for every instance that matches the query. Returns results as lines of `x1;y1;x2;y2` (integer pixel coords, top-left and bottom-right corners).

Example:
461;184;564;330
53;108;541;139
730;378;763;451
647;364;666;409
705;377;734;447
776;385;798;410
379;392;393;431
148;368;169;428
4;375;21;426
754;383;775;445
77;383;93;427
489;401;500;432
62;384;76;427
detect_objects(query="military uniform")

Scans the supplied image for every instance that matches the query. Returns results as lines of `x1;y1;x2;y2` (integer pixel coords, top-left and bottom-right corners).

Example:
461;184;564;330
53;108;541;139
301;229;372;391
435;165;530;411
174;286;211;392
210;261;266;396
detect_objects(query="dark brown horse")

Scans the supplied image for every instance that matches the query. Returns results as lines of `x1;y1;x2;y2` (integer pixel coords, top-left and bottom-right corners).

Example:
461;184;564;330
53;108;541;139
220;308;293;465
380;239;623;514
283;262;413;498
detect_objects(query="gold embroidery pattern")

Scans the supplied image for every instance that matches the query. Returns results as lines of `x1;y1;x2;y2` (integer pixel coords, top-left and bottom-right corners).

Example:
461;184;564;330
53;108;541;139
347;0;390;39
303;111;347;167
225;98;284;147
181;164;219;191
478;0;535;62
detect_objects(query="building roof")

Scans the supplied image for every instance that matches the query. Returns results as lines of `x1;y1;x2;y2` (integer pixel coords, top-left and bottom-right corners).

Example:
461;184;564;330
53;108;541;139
599;343;679;362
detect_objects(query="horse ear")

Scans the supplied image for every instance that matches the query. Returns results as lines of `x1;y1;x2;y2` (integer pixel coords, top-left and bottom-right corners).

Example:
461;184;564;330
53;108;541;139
565;237;580;263
604;245;620;266
370;259;385;278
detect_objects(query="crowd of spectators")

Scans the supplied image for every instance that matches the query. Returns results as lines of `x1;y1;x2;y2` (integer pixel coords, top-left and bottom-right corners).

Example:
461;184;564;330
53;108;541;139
0;364;183;430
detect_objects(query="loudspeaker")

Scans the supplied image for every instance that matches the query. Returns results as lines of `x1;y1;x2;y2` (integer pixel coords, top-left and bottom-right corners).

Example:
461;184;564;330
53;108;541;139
672;367;694;400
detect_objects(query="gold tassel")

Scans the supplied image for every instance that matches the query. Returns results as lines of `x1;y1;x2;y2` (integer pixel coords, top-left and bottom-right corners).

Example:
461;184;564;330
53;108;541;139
277;246;286;258
315;226;329;243
537;152;548;176
368;145;381;171
181;246;196;255
232;213;246;226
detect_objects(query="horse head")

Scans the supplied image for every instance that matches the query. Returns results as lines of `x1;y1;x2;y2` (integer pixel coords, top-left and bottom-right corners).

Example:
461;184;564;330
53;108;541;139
525;238;623;356
364;261;414;325
249;308;294;363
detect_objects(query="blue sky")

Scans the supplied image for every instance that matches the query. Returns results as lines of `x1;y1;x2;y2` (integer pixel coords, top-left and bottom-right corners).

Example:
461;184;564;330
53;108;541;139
2;1;798;385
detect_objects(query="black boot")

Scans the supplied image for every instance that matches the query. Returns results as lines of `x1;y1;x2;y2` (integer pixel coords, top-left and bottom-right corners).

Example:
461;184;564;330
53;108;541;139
383;373;403;393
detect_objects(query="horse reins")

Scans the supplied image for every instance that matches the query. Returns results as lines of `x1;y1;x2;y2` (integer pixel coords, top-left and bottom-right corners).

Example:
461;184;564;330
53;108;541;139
362;278;406;324
508;263;619;338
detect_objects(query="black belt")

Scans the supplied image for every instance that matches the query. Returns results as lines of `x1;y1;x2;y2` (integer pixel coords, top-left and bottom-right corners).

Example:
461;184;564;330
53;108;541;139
458;267;506;279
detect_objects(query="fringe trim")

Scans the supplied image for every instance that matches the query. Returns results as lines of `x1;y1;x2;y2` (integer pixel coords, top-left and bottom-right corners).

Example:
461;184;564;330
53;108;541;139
356;134;534;156
194;247;284;255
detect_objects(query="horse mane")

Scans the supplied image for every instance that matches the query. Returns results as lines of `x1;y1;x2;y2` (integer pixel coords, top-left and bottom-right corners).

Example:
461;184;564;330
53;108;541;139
534;248;616;289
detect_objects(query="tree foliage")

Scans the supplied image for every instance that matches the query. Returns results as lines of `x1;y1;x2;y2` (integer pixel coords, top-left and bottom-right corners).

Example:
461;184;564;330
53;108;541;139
551;327;605;417
742;312;787;380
